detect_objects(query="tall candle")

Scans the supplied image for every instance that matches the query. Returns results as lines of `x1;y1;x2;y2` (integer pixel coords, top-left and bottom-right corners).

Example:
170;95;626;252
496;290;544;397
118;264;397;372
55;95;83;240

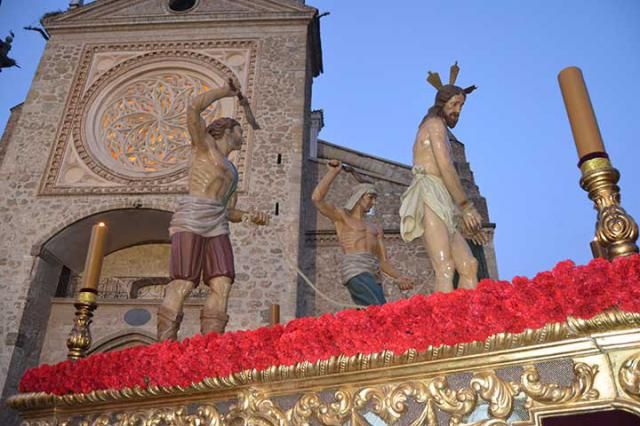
270;303;280;325
81;222;107;291
558;67;606;159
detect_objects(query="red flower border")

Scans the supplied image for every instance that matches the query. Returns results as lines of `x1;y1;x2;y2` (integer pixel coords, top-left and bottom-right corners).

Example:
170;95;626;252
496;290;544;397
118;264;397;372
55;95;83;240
19;255;640;396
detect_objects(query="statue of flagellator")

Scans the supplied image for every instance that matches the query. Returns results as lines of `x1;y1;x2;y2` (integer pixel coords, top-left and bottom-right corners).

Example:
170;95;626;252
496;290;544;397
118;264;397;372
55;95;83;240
157;76;269;341
312;161;415;306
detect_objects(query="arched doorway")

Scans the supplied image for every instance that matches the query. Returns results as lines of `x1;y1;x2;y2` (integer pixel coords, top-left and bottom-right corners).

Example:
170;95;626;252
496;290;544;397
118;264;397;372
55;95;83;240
2;208;173;406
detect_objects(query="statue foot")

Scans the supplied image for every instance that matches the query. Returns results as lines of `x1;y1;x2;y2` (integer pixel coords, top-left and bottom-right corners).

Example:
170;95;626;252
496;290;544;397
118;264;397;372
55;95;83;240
201;308;229;335
157;305;184;341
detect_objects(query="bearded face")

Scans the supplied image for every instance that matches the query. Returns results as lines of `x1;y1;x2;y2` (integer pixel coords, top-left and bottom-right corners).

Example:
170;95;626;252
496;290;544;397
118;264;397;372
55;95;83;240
442;93;465;128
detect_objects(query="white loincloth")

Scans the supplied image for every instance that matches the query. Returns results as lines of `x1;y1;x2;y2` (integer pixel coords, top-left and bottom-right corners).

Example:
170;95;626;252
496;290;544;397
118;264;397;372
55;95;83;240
169;196;229;238
399;167;459;241
340;252;380;284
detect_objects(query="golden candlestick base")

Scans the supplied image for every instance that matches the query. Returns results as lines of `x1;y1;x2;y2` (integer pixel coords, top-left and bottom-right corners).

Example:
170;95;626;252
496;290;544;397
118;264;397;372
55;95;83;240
66;290;97;360
580;156;639;259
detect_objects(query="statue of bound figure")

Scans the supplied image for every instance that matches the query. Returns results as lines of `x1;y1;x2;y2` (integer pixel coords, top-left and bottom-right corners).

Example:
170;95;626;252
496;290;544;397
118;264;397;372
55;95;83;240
157;76;269;341
400;62;488;293
313;160;415;306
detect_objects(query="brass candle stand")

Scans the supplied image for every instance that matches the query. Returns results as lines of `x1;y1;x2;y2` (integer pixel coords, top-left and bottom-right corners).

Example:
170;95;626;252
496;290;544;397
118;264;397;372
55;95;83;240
558;66;639;260
66;222;107;360
66;289;98;360
579;154;639;260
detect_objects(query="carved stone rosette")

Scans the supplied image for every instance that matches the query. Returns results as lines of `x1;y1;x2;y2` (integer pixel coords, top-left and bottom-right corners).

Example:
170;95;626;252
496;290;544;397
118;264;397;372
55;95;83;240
580;157;639;259
39;40;258;195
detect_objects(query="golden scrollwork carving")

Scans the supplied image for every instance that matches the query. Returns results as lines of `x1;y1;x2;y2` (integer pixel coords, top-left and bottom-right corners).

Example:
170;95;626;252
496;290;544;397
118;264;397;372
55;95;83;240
226;388;288;425
619;352;640;400
428;376;477;421
53;405;222;426
289;390;352;424
17;362;600;426
470;371;519;420
567;308;640;335
66;299;97;360
579;158;639;259
14;307;633;413
465;420;510;426
521;363;599;406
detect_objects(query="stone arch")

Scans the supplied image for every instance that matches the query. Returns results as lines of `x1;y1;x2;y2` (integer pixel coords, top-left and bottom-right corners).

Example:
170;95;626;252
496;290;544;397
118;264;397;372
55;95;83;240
31;199;175;255
38;207;173;273
88;330;157;355
2;207;173;406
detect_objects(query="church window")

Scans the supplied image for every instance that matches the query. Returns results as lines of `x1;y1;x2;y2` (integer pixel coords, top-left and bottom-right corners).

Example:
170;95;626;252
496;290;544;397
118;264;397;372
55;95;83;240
168;0;197;12
88;70;227;177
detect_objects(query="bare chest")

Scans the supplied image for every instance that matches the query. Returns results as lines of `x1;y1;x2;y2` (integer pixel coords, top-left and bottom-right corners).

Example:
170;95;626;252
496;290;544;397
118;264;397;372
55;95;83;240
189;148;236;198
336;217;378;250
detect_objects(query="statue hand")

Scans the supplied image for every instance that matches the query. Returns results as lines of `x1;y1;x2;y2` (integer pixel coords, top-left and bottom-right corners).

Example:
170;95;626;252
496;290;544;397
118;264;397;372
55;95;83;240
396;275;415;291
224;76;241;97
460;218;489;246
249;211;270;226
469;229;489;246
461;203;482;233
327;159;342;169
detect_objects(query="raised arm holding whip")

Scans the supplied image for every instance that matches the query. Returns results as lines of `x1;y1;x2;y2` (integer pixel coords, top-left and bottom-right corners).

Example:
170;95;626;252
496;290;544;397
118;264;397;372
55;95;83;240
157;76;269;341
312;160;415;306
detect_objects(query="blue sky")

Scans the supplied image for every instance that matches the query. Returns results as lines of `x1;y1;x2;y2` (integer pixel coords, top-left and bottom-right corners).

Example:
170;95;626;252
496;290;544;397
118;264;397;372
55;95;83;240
1;0;639;280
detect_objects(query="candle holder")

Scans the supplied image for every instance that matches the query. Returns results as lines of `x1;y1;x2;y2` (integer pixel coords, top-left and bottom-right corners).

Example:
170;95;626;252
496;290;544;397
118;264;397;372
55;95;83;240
579;154;639;260
66;289;97;360
270;303;280;325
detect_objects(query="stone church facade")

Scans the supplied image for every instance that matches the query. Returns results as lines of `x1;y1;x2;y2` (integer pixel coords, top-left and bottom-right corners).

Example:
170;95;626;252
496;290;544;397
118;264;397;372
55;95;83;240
0;0;496;418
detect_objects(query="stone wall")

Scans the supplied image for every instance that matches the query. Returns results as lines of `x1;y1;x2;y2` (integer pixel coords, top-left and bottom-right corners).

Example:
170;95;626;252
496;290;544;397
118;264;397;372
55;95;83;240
0;103;22;168
101;244;170;278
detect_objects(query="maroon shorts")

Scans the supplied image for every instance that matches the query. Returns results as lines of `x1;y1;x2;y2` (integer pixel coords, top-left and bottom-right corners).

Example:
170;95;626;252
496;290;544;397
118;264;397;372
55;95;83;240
169;232;235;285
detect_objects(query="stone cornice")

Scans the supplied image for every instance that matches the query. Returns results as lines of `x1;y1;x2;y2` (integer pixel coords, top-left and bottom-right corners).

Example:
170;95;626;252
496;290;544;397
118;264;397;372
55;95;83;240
43;0;318;34
45;13;317;34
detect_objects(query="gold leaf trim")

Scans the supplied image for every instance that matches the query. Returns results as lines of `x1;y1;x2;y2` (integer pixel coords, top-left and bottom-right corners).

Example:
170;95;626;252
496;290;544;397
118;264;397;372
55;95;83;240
521;363;599;405
9;309;627;411
619;352;640;399
31;363;599;426
471;370;518;419
567;309;640;334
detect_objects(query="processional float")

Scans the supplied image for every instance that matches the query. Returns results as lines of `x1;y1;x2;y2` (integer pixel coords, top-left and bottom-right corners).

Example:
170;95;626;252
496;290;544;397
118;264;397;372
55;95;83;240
7;67;640;425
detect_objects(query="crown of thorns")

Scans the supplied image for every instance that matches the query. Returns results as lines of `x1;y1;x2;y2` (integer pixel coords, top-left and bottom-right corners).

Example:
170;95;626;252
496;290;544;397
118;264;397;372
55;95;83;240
426;61;477;94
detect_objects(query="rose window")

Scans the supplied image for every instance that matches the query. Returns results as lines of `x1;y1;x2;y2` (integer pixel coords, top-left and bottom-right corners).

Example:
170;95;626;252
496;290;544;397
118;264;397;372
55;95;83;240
96;73;220;175
82;64;236;180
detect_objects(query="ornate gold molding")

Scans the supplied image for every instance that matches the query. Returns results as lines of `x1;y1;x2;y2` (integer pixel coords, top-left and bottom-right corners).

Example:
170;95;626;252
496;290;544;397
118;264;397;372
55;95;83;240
13;307;640;426
567;309;640;334
579;157;639;259
13;308;636;413
521;363;599;405
619;352;640;400
21;363;599;425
